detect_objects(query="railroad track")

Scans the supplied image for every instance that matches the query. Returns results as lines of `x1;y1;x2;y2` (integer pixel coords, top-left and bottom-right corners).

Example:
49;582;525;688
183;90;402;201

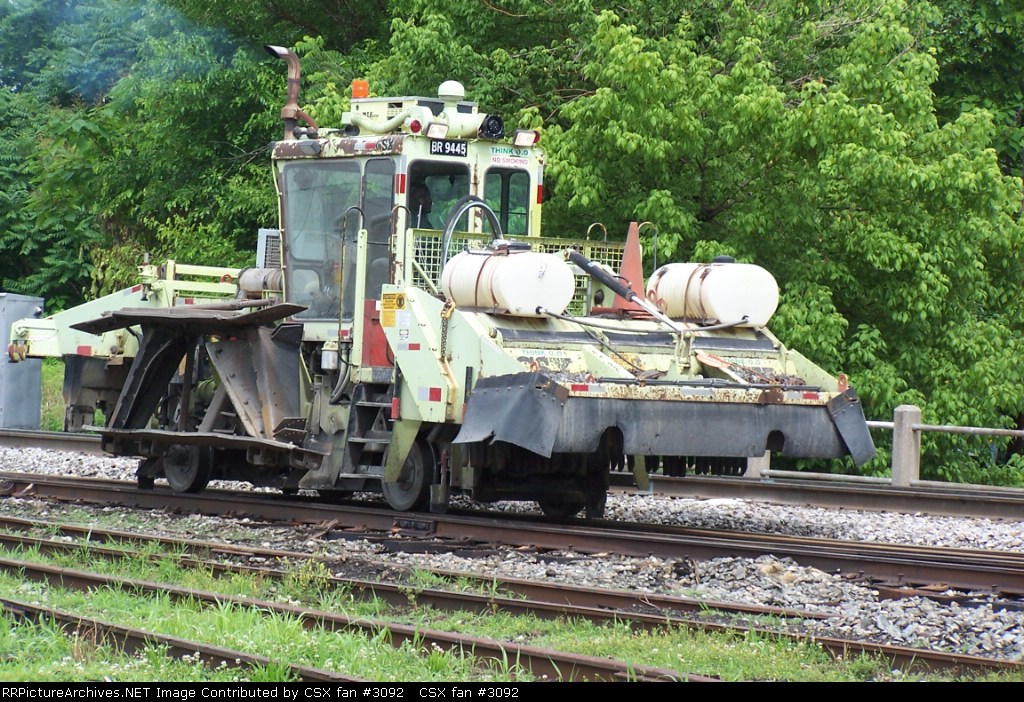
624;472;1024;520
0;513;1017;677
7;428;1024;519
2;472;1023;604
0;519;705;682
0;429;102;455
2;597;365;682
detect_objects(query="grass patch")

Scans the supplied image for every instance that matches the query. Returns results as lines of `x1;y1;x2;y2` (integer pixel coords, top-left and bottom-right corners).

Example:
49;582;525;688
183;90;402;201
1;571;527;682
0;615;257;682
40;359;65;432
3;522;1024;682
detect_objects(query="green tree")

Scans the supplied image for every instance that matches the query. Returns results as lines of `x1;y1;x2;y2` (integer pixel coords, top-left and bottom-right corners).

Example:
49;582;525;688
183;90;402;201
549;2;1024;476
930;0;1024;177
83;36;280;289
1;0;282;302
159;0;390;53
8;0;1024;480
332;0;1024;477
0;0;66;91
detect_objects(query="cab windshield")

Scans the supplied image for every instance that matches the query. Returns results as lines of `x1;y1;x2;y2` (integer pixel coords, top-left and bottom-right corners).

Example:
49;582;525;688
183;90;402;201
280;158;395;320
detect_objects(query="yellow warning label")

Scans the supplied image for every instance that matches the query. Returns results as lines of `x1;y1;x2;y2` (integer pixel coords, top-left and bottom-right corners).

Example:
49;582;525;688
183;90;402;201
381;292;404;327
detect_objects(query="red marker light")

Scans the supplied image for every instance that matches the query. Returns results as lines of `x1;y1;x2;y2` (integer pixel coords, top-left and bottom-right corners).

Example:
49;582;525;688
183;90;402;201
409;119;422;134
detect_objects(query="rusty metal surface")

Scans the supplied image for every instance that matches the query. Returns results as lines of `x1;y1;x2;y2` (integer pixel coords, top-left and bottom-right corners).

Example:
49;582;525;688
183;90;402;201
273;134;406;160
5;427;1022;516
71;302;305;335
4;427;1019;520
98;427;320;458
453;371;867;461
555;393;852;458
206;324;302;441
105;327;190;431
0;518;827;626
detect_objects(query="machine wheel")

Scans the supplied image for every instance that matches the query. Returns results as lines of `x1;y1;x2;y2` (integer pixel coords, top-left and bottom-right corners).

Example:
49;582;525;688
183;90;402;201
163;445;212;493
585;489;607;519
382;440;432;512
537;497;585;519
662;456;687;477
582;445;610;519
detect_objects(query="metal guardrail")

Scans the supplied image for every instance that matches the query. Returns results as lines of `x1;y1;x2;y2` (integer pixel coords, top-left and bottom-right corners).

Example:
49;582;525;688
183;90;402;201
760;404;1024;492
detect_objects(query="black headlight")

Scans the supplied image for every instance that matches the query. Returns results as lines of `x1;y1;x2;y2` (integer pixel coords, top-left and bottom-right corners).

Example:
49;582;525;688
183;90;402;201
477;114;504;139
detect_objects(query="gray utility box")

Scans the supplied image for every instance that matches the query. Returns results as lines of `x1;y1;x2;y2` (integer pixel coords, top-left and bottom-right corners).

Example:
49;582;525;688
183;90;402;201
0;293;44;429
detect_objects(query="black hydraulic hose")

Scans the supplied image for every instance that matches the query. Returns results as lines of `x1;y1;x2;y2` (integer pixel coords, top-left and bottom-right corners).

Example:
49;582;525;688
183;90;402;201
439;195;504;275
566;250;637;304
566;249;685;333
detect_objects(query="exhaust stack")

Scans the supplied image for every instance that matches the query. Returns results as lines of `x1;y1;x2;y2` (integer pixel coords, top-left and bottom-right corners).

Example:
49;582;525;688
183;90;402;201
265;45;319;141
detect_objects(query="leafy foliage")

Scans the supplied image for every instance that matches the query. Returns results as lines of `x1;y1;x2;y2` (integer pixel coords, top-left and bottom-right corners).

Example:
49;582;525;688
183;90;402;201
929;0;1024;177
1;0;280;305
160;0;390;53
5;0;1024;480
358;1;1024;477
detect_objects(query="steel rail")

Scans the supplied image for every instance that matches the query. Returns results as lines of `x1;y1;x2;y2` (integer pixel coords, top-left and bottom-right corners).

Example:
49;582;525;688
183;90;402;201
2;557;701;682
0;429;102;455
2;532;1017;676
0;596;360;681
0;515;823;624
7;430;1024;518
3;473;1023;599
612;473;1024;520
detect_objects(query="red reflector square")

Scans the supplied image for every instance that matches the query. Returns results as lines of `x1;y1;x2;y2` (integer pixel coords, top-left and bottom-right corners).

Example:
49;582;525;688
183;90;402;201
570;384;588;392
76;345;92;356
428;387;442;402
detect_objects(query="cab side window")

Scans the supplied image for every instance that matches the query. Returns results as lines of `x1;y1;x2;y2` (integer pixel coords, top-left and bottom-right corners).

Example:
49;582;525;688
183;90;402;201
485;168;530;236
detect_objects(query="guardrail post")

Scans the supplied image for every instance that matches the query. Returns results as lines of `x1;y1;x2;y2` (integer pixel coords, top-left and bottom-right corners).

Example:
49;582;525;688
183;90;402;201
891;404;921;487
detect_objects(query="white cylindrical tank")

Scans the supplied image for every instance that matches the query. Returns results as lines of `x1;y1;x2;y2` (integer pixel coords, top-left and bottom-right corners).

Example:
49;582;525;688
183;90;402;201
441;249;576;317
645;262;779;327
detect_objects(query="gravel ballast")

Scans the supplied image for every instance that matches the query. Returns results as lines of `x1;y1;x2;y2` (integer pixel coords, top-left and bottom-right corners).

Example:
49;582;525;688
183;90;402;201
1;446;1022;662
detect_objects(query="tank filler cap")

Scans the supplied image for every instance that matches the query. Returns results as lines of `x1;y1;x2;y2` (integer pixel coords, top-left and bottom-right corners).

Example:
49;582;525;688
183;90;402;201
438;80;466;102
